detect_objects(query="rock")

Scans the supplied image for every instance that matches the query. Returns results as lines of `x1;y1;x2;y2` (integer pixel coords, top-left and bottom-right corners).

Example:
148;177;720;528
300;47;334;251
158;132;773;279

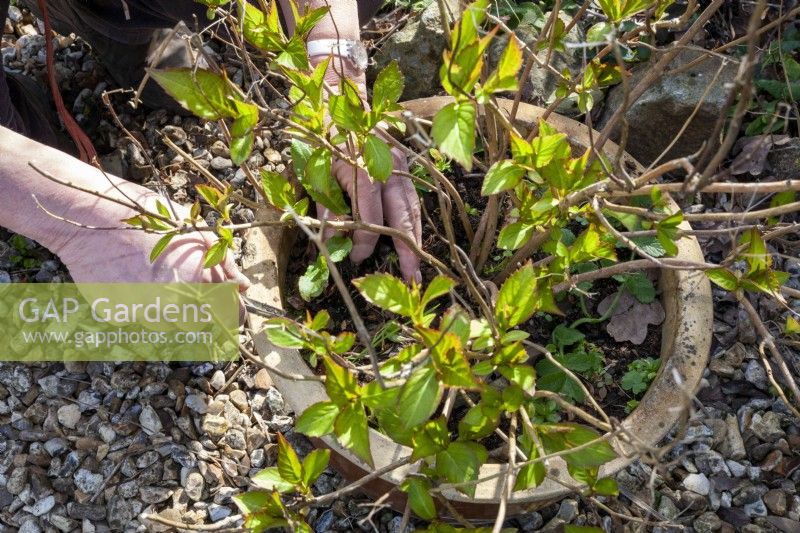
73;469;104;494
25;495;56;516
139;486;173;504
210;370;226;390
163;125;188;145
749;411;785;441
657;495;680;521
184;471;205;501
48;514;77;533
107;496;134;530
721;415;747;460
98;423;116;444
517;511;544;531
315;509;335;532
229;389;249;412
18;520;42;533
694;511;723;533
185;394;209;414
208;503;232;522
767;138;800;179
764;489;788;516
743;499;768;517
368;0;460;99
387;515;414;533
684;473;711;496
556;499;579;522
57;404;81;429
765;516;800;533
202;415;229;439
598;49;737;166
744;360;769;391
253;368;273;390
265;387;285;415
43;438;69;456
210;156;233;171
7;466;28;494
209;140;230;157
139;404;163;435
67;503;106;521
489;13;586;113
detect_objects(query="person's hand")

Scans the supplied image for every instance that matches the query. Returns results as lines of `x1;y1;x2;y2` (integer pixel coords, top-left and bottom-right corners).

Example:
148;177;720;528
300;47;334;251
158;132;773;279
53;192;250;289
318;143;422;283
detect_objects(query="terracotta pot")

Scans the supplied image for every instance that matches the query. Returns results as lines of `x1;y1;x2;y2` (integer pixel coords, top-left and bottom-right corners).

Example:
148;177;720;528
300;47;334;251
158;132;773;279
242;97;713;519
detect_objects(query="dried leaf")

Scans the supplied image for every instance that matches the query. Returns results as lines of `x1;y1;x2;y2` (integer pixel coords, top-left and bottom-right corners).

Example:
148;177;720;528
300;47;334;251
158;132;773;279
606;301;665;345
730;135;787;176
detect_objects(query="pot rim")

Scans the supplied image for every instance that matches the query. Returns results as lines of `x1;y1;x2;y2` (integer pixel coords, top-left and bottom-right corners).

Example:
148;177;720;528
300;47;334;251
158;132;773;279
242;97;713;517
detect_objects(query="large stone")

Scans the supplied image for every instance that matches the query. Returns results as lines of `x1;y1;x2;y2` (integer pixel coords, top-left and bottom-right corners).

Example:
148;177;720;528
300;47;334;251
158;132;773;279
488;13;586;114
368;0;460;100
598;49;737;166
767;138;800;179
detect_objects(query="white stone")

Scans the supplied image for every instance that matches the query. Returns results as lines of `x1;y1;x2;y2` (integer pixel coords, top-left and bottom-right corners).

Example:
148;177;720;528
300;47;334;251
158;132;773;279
57;404;81;429
683;473;710;496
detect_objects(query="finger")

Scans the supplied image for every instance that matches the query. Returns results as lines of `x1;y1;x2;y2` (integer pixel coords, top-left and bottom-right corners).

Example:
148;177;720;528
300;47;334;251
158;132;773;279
315;202;350;243
349;168;384;263
382;169;422;283
219;248;251;291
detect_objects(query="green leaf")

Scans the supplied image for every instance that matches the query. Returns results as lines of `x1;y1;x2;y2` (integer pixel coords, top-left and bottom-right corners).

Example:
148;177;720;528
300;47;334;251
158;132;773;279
353;273;417;317
587;21;614;43
419;329;477;388
299;255;329;301
373;61;404;110
363;134;393;182
551;324;585;350
421;275;456;309
706;268;739;291
302;147;349;215
334;402;373;467
482;37;522;95
431;102;476;171
497;222;535;251
326;236;352;263
499;364;536;395
301;449;330;487
593;477;619;496
538;423;617;469
293;6;329;37
496;262;539;329
410;417;450;461
203;239;228;268
250;467;296;493
230;131;254;166
149;233;175;263
295;401;339;437
276;36;309;70
482;160;525;195
233;489;284;515
515;429;545;490
261;170;295;209
398;365;442;429
458;402;499;440
264;317;305;348
787;315;800;335
435;442;487;498
400;477;437;520
615;272;656;303
276;433;302;484
323;356;359;405
149;68;238;120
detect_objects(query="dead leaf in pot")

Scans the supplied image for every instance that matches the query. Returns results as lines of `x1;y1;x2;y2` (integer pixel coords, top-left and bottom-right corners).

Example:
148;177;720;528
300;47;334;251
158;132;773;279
596;290;636;317
606;301;665;345
730;134;787;176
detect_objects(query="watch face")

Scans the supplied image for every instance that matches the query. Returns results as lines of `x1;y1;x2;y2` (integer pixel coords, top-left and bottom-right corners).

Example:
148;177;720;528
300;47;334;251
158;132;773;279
349;41;369;72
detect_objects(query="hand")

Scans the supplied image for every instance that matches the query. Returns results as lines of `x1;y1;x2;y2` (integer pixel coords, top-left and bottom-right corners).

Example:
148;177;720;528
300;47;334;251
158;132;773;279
319;143;422;283
53;192;250;289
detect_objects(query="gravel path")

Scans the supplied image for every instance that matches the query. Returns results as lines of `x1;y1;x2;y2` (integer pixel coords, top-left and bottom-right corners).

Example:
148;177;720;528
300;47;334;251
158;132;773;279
2;6;799;533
